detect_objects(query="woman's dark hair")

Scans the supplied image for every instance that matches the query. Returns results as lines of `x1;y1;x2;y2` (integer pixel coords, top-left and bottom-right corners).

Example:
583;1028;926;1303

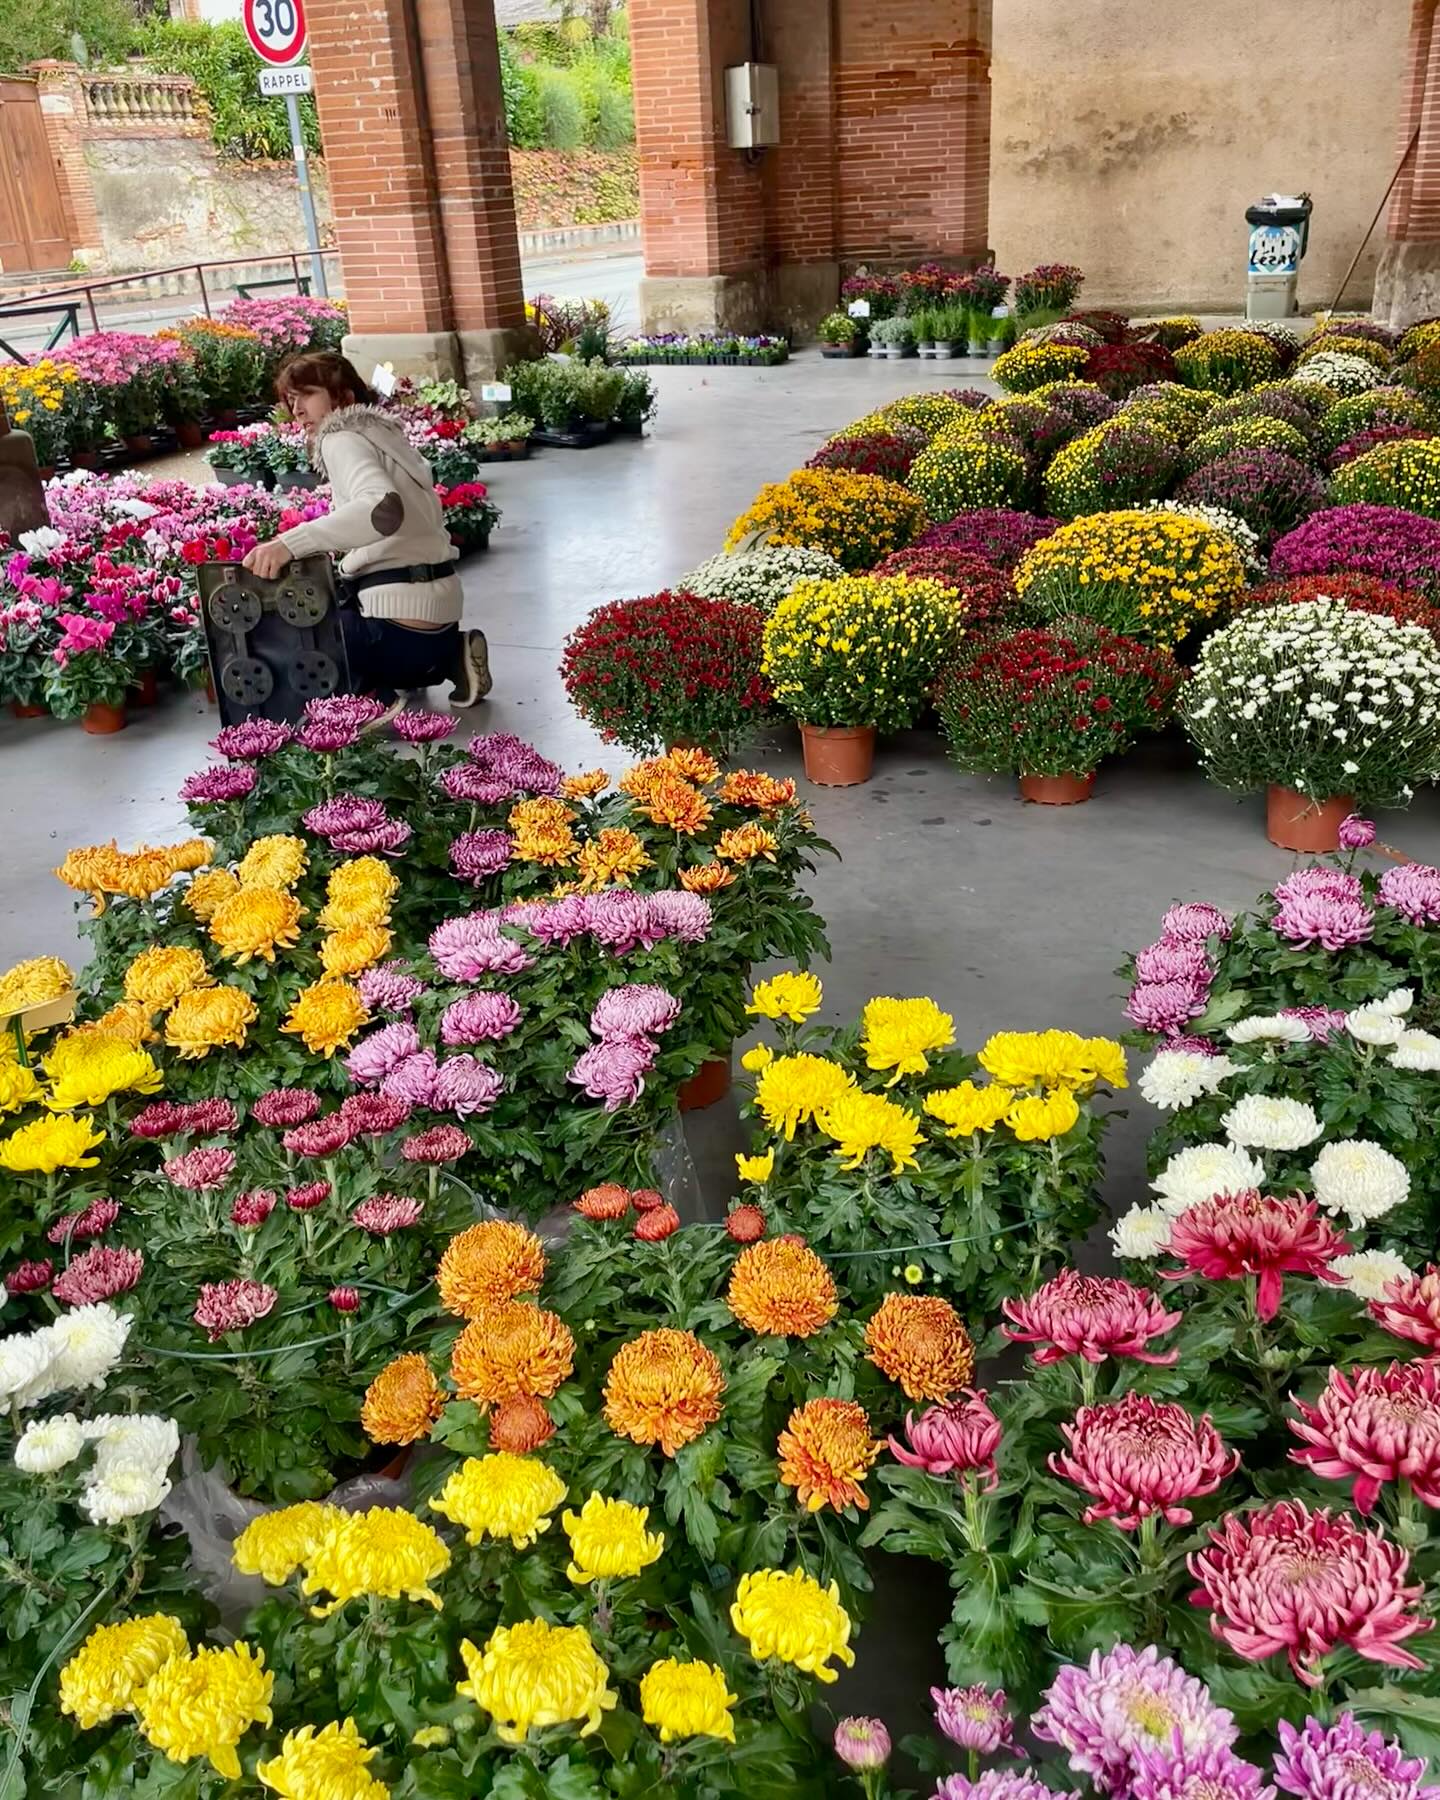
275;350;372;408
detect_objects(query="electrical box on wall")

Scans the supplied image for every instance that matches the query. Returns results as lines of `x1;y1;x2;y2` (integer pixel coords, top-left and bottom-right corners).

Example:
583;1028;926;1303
725;62;780;149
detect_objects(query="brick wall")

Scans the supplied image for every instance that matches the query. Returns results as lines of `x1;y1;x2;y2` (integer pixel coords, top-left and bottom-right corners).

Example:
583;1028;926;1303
1390;0;1440;242
28;64;103;258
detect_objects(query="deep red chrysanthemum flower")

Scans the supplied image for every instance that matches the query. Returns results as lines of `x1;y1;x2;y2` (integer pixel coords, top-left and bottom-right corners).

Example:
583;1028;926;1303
724;1204;767;1243
1051;1391;1238;1530
1289;1361;1440;1514
1164;1190;1349;1320
889;1389;1002;1485
1002;1270;1182;1366
1369;1264;1440;1353
634;1203;681;1242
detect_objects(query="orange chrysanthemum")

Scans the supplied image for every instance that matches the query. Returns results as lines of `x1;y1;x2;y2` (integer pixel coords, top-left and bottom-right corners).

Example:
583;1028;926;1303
574;828;652;893
437;1221;547;1318
574;1184;631;1221
561;769;610;800
509;798;580;867
450;1302;575;1409
489;1394;557;1453
716;824;778;864
720;771;797;811
617;759;668;804
361;1353;445;1446
183;868;242;923
641;777;713;835
603;1328;725;1457
864;1293;975;1402
679;863;737;895
777;1398;878;1513
662;747;720;785
726;1237;838;1339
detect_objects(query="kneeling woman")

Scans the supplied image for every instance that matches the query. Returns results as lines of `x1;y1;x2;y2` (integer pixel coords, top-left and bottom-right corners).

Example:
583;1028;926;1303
241;350;490;710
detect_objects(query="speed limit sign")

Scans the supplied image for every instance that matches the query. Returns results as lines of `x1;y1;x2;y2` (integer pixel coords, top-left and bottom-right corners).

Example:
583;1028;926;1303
243;0;307;65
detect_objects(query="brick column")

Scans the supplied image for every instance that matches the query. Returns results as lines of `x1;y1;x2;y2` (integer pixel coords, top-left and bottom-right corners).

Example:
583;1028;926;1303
27;62;104;267
1377;0;1440;325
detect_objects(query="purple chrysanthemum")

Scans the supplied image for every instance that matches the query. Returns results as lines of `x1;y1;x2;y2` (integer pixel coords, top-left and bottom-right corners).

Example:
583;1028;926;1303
1161;903;1232;943
914;506;1059;570
1126;979;1210;1034
644;890;713;945
932;1685;1014;1754
1131;1741;1275;1800
439;763;517;805
931;1773;1080;1800
380;1050;439;1108
1379;863;1440;926
356;962;427;1015
180;764;258;803
1273;1713;1440;1800
251;1088;320;1128
450;830;513;883
432;1055;505;1117
468;732;563;796
568;1035;658;1109
584;890;655;954
1270;505;1440;597
590;984;682;1040
525;895;593;948
346;1020;422;1086
429;916;536;981
1134;942;1214;986
212;718;293;759
1272;893;1376;951
1273;867;1364;906
1339;815;1377;850
392;709;459;743
441;991;523;1045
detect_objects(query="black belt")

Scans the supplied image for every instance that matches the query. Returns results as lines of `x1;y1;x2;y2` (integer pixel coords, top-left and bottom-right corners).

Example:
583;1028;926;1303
345;561;458;595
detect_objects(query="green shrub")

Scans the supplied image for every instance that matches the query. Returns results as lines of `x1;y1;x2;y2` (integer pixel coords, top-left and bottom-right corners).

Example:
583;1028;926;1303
138;20;320;159
537;64;585;150
0;0;136;69
499;33;545;148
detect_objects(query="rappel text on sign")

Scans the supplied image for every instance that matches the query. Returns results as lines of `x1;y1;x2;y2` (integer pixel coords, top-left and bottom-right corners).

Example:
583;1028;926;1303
259;65;314;95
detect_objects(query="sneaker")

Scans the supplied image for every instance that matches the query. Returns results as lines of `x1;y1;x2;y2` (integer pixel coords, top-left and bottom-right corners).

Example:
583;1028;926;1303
449;629;493;708
359;696;406;735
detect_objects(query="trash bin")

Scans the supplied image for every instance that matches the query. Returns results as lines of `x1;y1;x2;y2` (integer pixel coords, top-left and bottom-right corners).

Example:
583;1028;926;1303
1245;193;1312;320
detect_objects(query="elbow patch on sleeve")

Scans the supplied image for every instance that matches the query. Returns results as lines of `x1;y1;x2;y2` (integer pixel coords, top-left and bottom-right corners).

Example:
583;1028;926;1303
370;492;404;536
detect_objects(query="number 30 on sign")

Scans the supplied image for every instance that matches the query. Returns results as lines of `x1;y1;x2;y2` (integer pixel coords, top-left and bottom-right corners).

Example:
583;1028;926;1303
243;0;307;65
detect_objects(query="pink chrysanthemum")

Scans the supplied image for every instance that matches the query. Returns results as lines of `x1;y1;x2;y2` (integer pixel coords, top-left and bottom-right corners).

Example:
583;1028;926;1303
163;1147;236;1192
352;1194;425;1235
933;1775;1079;1800
329;1285;362;1313
5;1258;52;1293
524;895;591;948
47;1198;120;1244
1273;868;1364;907
1289;1361;1440;1514
402;1124;471;1165
346;1020;422;1086
932;1685;1013;1754
1130;1742;1274;1800
1050;1392;1239;1530
1337;816;1377;851
356;963;426;1015
381;1050;439;1108
1002;1271;1182;1367
439;763;515;805
432;1055;505;1118
441;991;523;1046
282;1115;353;1159
1161;903;1232;943
1134;941;1214;986
230;1189;278;1228
590;984;682;1041
213;718;293;758
194;1277;278;1340
172;1099;237;1137
889;1391;1001;1485
1379;863;1440;926
338;1092;412;1136
285;1180;331;1212
1126;979;1211;1035
1272;892;1375;951
1163;1191;1350;1320
428;916;535;981
251;1088;321;1128
450;830;513;884
1273;1713;1440;1800
130;1102;183;1140
1368;1264;1440;1352
1279;1007;1349;1044
392;709;458;744
1188;1500;1431;1684
51;1245;143;1307
179;764;257;803
643;889;713;945
568;1035;657;1109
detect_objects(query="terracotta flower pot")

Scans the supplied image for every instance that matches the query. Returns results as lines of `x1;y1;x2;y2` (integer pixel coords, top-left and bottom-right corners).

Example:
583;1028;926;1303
82;701;127;735
204;674;218;706
175;421;206;449
678;1055;732;1112
133;670;159;707
1266;785;1353;853
10;701;45;719
122;434;154;456
1019;771;1094;806
71;449;100;470
800;722;875;787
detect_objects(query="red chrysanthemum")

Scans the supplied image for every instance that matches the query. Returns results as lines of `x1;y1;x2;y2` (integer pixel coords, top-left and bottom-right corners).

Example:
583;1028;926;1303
724;1204;766;1244
1289;1361;1440;1514
1051;1392;1239;1530
1002;1270;1182;1366
634;1203;681;1242
1368;1264;1440;1353
1163;1190;1349;1319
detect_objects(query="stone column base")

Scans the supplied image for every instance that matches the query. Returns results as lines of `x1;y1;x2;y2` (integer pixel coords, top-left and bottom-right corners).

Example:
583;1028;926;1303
639;274;771;336
773;261;840;340
342;330;464;385
1372;241;1440;330
457;325;544;386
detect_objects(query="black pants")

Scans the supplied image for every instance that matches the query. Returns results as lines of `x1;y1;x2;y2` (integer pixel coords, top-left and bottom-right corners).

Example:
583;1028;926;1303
338;601;458;703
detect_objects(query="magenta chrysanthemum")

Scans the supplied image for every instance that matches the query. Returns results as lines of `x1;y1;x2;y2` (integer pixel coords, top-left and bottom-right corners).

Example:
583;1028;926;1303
229;1189;278;1228
583;889;654;953
431;1055;504;1118
1289;1361;1440;1514
352;1194;425;1235
439;763;516;805
1130;1741;1274;1800
130;1103;183;1140
1273;1713;1440;1800
282;1115;353;1158
251;1088;320;1128
429;916;535;981
450;831;513;883
213;718;293;758
402;1124;470;1164
356;963;426;1015
1337;815;1377;850
1378;863;1440;926
1188;1500;1431;1684
171;1099;237;1137
441;991;523;1046
47;1198;120;1244
1273;867;1364;906
524;895;592;948
5;1258;52;1293
392;709;458;743
1369;1264;1440;1352
1161;903;1232;943
1126;980;1210;1035
644;890;713;945
179;764;258;803
932;1685;1013;1755
889;1391;1001;1484
1280;1007;1349;1043
1002;1271;1182;1367
1164;1191;1350;1320
285;1180;330;1212
329;1284;361;1313
338;1092;412;1136
568;1035;657;1109
1050;1392;1239;1530
194;1277;278;1340
932;1773;1079;1800
163;1147;236;1192
590;984;682;1041
51;1245;143;1306
303;795;412;855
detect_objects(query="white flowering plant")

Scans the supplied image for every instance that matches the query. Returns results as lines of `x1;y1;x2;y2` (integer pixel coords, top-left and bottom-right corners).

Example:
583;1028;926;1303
1182;600;1440;807
678;546;845;615
1293;349;1384;396
1140;499;1266;578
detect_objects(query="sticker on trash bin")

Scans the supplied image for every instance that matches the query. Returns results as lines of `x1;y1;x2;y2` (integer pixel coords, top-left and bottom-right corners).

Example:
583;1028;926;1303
1248;225;1301;276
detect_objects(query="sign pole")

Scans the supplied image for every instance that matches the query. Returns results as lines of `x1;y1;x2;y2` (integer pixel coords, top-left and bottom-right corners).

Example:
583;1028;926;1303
285;90;327;299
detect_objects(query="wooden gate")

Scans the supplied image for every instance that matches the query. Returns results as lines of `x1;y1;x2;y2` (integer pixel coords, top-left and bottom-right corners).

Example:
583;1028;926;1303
0;78;71;275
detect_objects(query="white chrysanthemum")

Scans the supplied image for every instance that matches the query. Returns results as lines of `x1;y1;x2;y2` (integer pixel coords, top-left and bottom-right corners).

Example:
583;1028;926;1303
0;1326;58;1409
79;1462;171;1526
1152;1143;1266;1216
1222;1094;1324;1151
1310;1139;1411;1225
1375;988;1415;1017
45;1305;132;1395
1346;1006;1405;1047
679;545;844;612
1138;1051;1237;1112
1227;1015;1310;1046
1332;1249;1415;1302
1110;1203;1174;1260
14;1412;85;1474
1390;1029;1440;1072
85;1414;180;1479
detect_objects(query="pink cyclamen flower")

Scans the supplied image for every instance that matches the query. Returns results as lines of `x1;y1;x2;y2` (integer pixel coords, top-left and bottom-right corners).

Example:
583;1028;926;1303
356;963;426;1015
432;1055;505;1118
1050;1392;1239;1530
47;1198;120;1244
1034;1643;1238;1793
1289;1361;1440;1514
1130;1742;1275;1800
179;764;258;804
590;984;682;1041
286;1180;331;1212
1134;941;1213;986
230;1189;278;1228
1369;1264;1440;1352
441;991;523;1046
163;1147;236;1192
1188;1500;1431;1684
352;1194;425;1235
212;718;292;759
1001;1271;1182;1367
402;1124;471;1165
450;831;513;884
339;1092;412;1136
429;916;535;981
1273;1713;1440;1800
381;1050;439;1109
282;1115;354;1159
1337;815;1377;851
1126;979;1210;1035
1378;863;1440;927
51;1245;144;1307
889;1391;1001;1486
5;1258;53;1293
1272;893;1375;951
932;1685;1013;1755
933;1774;1079;1800
834;1718;890;1772
392;709;458;744
346;1020;423;1087
251;1088;321;1128
1164;1191;1350;1320
568;1035;658;1109
194;1278;278;1341
1279;1007;1349;1044
329;1285;362;1313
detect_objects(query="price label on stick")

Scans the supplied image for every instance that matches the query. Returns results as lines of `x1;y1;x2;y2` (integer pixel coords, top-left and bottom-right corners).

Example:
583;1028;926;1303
847;300;871;319
481;383;513;403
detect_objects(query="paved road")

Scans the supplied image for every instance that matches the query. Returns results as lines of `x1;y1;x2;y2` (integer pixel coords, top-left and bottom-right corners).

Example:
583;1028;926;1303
0;247;645;355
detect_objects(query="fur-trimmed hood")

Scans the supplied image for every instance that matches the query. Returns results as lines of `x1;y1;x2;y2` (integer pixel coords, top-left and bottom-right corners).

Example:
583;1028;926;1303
309;402;431;486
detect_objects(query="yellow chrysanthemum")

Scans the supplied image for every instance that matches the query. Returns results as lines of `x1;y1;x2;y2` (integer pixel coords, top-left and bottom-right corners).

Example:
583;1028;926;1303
318;858;398;931
429;1453;567;1549
43;1036;162;1111
282;980;369;1057
753;1053;855;1140
735;1147;775;1183
123;946;213;1014
257;1719;389;1800
209;887;304;966
68;1000;157;1048
864;1293;975;1402
777;1397;878;1513
740;1042;774;1072
639;1658;737;1743
730;1568;855;1682
166;838;214;874
436;1220;547;1318
678;861;737;894
562;1493;665;1584
715;823;777;863
747;970;822;1023
301;1507;451;1618
726;1237;838;1338
361;1353;446;1446
1005;1087;1081;1141
319;924;393;977
411;1725;450;1748
561;769;609;799
924;1080;1014;1138
237;835;309;891
817;1088;924;1174
232;1502;346;1586
574;828;653;892
861;995;955;1084
602;1328;725;1456
457;1619;616;1744
0;955;73;1017
449;1302;575;1409
134;1642;274;1780
0;1111;104;1172
59;1614;189;1729
183;868;242;923
164;985;258;1059
0;1058;42;1114
509;798;580;866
